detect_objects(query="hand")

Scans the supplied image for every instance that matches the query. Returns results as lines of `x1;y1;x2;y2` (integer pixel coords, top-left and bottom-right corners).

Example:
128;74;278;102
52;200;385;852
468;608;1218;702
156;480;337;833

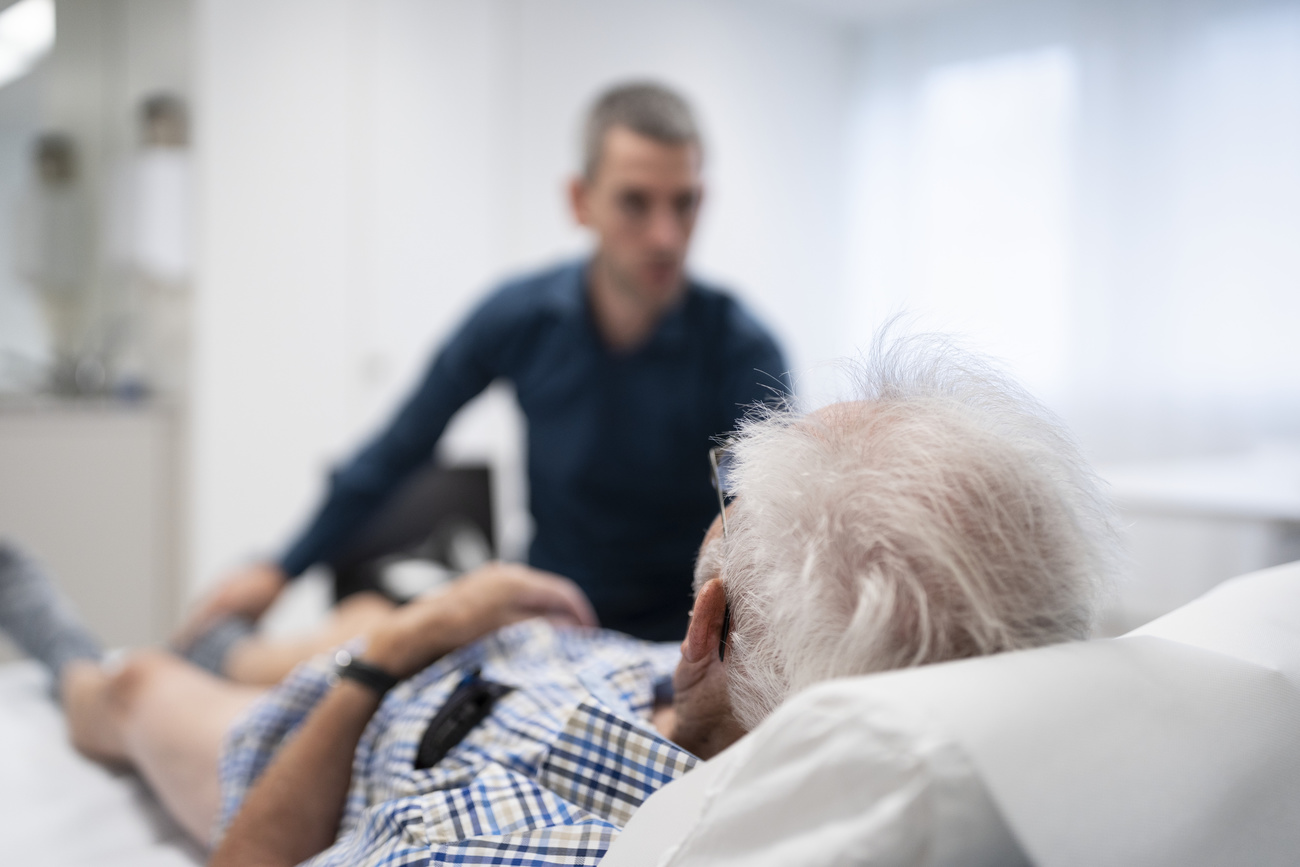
172;562;288;650
364;562;598;679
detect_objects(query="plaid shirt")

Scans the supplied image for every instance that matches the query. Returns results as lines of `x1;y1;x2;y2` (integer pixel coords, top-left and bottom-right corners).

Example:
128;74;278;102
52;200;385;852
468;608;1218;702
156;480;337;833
217;619;696;866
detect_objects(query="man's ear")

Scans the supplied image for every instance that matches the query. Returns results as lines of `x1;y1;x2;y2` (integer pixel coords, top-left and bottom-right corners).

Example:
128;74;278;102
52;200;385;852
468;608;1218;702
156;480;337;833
683;578;727;665
568;176;591;228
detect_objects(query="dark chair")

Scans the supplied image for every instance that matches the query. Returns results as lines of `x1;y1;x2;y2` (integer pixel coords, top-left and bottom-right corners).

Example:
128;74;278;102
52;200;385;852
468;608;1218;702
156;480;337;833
326;462;495;602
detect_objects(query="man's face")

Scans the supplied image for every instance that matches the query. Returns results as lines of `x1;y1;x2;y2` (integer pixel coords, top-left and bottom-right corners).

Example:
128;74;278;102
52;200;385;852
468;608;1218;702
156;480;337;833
571;126;703;311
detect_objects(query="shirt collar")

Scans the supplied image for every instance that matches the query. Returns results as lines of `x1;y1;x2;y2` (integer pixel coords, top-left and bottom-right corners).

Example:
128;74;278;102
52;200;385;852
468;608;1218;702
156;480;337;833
539;698;698;829
565;257;694;354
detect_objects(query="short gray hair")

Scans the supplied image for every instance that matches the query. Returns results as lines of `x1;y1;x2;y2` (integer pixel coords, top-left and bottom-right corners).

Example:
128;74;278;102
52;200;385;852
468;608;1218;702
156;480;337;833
582;81;701;180
703;329;1120;731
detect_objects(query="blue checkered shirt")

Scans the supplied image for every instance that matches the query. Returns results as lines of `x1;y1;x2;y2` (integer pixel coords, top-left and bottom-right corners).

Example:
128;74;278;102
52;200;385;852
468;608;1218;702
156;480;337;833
216;619;696;866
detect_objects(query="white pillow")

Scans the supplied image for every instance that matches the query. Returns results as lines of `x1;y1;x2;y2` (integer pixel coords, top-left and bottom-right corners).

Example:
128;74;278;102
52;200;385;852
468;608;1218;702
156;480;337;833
606;678;1028;867
605;561;1300;867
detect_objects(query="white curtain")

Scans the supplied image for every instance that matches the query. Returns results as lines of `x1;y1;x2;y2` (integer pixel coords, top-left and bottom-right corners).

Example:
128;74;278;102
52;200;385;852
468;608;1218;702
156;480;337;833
844;0;1300;462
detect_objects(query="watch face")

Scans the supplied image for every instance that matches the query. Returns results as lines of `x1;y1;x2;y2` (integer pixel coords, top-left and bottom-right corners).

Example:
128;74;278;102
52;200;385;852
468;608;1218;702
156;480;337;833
334;648;355;668
328;649;353;688
332;649;400;695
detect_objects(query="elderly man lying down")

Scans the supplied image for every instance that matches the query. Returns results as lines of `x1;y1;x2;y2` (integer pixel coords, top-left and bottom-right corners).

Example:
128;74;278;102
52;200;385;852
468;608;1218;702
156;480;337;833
0;332;1117;866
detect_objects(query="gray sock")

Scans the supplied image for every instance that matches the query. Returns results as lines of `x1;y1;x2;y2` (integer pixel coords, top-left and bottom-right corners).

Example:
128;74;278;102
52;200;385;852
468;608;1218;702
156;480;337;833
180;615;256;676
0;541;102;688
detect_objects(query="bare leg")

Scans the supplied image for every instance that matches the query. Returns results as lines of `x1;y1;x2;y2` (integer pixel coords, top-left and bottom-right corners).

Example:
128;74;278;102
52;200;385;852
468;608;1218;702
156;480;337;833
223;591;397;685
63;651;265;843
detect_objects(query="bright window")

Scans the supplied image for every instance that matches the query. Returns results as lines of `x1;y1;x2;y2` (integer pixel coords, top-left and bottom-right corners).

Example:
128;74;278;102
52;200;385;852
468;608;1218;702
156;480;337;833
908;46;1077;396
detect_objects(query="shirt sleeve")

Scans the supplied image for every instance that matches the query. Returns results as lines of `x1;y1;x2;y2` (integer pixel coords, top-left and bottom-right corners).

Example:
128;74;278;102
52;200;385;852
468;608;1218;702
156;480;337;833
213;653;339;844
277;287;526;577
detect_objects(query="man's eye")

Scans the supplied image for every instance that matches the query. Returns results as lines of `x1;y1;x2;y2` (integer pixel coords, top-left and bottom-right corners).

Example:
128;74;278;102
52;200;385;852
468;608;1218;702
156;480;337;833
620;193;648;216
674;193;697;216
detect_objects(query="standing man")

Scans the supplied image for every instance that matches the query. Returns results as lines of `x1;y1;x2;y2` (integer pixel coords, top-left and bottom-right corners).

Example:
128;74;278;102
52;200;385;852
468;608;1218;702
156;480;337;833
180;82;787;646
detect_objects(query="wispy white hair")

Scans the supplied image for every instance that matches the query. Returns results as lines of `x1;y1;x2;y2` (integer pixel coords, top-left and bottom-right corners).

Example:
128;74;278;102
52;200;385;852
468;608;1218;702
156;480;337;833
701;329;1120;731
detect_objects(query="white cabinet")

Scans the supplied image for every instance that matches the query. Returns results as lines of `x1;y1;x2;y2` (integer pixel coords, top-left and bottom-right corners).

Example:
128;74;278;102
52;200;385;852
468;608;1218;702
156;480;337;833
0;403;180;659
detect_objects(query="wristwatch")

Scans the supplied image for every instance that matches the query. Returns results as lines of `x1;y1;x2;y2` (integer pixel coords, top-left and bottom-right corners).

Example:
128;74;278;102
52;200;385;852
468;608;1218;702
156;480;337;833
331;649;401;696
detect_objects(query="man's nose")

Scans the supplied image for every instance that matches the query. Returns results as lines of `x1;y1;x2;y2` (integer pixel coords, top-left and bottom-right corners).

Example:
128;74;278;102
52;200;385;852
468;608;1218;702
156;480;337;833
646;203;686;250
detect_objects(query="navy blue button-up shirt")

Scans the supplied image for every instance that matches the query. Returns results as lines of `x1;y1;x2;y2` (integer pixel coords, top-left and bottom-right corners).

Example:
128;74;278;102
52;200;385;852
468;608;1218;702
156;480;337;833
279;259;788;639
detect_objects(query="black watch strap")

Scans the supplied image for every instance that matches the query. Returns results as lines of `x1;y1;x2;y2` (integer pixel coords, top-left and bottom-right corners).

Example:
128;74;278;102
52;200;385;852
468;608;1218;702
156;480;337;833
333;649;401;696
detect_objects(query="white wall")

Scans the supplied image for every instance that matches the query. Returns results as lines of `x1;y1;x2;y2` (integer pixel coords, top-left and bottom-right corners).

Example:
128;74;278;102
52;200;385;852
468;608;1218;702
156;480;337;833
190;0;854;590
193;0;361;585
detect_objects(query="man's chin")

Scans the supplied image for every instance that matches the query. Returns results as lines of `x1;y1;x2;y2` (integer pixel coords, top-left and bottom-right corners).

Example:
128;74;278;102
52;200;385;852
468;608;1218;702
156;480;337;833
637;275;687;308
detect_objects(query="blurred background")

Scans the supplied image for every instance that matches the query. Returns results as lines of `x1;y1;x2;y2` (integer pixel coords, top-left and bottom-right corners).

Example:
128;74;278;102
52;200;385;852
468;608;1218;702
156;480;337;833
1;0;1298;655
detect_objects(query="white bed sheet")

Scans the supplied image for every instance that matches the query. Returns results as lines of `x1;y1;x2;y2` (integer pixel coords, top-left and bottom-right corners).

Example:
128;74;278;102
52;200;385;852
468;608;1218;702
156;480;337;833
0;660;203;867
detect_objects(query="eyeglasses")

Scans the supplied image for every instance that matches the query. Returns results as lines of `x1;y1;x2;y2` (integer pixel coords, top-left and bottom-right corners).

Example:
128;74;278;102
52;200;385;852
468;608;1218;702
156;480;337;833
708;445;734;538
708;444;734;661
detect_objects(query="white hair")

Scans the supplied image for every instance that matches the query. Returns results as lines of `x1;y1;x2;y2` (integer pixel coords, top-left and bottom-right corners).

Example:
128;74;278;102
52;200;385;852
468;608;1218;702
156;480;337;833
702;330;1120;731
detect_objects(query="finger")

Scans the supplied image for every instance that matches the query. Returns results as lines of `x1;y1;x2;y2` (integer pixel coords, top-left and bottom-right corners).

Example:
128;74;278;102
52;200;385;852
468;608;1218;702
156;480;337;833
542;611;584;629
518;573;599;628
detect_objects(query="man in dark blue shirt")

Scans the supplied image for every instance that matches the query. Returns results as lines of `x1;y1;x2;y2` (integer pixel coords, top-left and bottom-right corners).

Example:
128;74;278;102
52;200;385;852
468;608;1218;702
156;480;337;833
178;82;787;651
